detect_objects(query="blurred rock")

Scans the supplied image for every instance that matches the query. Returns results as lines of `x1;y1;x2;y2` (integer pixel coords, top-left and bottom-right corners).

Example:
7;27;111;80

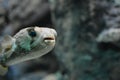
42;72;63;80
17;72;47;80
0;7;6;25
0;6;8;35
97;4;120;48
16;72;62;80
8;0;50;27
7;52;60;80
49;0;120;80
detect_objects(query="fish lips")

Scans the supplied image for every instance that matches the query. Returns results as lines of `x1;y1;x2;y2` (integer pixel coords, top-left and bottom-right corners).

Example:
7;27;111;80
43;37;55;44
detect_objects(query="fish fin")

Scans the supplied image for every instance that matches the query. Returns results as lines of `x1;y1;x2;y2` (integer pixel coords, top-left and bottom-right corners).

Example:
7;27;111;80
0;35;16;58
0;65;8;76
1;35;13;48
3;35;13;41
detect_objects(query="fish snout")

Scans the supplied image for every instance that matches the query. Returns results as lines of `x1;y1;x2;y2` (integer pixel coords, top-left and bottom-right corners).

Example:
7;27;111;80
42;28;57;45
43;35;55;45
50;29;57;37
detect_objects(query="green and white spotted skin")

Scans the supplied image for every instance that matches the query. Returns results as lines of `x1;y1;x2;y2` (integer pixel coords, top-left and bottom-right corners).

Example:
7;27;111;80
0;26;57;75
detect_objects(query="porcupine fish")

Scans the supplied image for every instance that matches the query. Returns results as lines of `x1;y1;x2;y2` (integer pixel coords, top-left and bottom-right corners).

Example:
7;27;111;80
0;26;57;75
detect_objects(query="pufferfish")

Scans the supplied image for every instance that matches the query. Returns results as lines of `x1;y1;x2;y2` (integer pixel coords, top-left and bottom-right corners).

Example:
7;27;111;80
0;26;57;75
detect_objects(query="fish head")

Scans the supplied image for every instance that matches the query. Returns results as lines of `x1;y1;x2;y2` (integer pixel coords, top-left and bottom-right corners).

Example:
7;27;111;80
5;27;57;66
30;27;57;49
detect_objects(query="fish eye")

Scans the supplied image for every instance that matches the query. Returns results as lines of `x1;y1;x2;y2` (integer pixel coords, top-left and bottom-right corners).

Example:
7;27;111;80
28;29;37;37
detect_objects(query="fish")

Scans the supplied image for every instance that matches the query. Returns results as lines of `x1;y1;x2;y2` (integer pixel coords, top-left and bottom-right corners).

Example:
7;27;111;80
0;26;57;75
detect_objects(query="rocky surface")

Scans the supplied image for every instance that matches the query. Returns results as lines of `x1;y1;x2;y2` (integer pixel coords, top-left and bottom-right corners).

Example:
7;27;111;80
8;0;50;27
49;0;120;80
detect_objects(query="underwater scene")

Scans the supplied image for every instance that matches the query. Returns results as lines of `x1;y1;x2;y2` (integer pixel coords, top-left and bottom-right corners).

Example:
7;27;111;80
0;0;120;80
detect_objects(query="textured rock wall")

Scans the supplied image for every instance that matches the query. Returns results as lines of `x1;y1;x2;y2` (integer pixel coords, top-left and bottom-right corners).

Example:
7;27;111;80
8;0;50;27
49;0;120;80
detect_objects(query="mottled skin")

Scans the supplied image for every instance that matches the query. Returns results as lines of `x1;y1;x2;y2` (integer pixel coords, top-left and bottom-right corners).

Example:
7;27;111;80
0;27;57;75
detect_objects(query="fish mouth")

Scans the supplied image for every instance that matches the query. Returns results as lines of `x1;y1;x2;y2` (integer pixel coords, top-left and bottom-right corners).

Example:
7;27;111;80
43;37;55;44
44;37;55;40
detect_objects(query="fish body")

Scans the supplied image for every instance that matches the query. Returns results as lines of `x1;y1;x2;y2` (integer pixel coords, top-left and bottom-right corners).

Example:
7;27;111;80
0;26;57;75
